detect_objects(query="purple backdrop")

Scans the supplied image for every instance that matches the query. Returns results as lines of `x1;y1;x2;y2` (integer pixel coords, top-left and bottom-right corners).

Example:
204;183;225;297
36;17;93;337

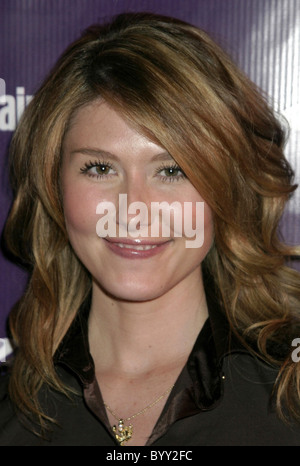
1;0;299;337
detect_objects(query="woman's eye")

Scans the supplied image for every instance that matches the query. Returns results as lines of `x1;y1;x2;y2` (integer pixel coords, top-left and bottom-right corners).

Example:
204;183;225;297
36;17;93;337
80;161;116;178
157;164;186;181
93;164;113;175
161;167;181;177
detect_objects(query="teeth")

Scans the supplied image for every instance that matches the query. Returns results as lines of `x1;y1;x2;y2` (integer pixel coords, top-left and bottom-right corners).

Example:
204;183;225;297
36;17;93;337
116;243;157;250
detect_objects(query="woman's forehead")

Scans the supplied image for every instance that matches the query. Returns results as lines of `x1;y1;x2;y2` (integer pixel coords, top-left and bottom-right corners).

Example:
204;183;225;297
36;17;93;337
63;99;170;162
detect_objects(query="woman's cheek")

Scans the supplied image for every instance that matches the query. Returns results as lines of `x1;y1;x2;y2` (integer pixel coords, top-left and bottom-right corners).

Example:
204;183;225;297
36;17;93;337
62;182;100;237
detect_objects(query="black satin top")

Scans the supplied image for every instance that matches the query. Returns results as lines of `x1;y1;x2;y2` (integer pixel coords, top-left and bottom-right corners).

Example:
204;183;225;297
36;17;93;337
1;286;300;446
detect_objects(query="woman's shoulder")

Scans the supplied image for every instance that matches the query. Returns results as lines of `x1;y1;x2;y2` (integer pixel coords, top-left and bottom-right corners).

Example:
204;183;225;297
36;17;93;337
0;371;17;443
0;370;10;400
0;370;44;446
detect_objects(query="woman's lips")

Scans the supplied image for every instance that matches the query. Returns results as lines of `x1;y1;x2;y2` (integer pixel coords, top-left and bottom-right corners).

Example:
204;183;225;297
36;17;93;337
103;238;171;259
113;242;157;250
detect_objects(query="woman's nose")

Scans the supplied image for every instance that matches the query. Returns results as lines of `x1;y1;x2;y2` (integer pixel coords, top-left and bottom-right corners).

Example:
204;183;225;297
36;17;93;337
116;175;152;235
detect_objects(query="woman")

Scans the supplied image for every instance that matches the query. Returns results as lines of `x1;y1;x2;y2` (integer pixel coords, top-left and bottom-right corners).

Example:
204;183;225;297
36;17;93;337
1;12;300;446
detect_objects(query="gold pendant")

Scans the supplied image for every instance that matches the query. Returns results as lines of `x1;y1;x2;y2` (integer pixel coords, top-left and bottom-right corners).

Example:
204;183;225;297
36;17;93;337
112;419;133;446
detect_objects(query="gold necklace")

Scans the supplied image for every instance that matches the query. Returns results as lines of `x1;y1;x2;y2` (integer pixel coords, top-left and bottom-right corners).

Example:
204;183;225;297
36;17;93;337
104;384;175;446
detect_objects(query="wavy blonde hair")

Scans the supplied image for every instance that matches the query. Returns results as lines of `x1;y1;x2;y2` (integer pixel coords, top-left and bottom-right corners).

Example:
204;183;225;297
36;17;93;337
4;13;300;431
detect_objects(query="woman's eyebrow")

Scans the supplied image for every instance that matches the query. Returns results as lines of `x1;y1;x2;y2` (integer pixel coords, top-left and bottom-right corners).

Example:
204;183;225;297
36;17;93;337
69;147;174;162
70;148;119;161
151;152;174;162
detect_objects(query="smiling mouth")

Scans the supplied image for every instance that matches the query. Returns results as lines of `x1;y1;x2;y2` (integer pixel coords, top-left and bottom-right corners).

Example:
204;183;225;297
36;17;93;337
114;243;158;251
103;238;171;258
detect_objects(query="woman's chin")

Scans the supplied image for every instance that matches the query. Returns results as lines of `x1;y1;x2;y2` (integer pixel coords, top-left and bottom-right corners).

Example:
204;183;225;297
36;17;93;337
93;278;167;304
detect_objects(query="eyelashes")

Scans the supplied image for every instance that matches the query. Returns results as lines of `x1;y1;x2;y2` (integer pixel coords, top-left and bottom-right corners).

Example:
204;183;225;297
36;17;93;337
79;159;186;182
154;163;186;182
80;160;117;178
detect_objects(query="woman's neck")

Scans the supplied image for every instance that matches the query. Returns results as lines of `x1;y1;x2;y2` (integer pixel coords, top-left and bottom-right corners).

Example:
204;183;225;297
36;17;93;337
88;266;208;376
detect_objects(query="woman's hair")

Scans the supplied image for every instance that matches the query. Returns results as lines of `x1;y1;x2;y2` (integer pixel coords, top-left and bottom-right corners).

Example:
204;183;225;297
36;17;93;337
4;12;300;431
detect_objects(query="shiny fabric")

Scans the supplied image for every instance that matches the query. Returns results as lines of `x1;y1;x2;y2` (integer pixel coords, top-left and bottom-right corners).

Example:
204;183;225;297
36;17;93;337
53;287;228;445
1;284;300;445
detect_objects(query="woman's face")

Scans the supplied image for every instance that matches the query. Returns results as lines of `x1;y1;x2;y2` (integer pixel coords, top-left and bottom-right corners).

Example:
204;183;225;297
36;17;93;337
61;100;214;302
